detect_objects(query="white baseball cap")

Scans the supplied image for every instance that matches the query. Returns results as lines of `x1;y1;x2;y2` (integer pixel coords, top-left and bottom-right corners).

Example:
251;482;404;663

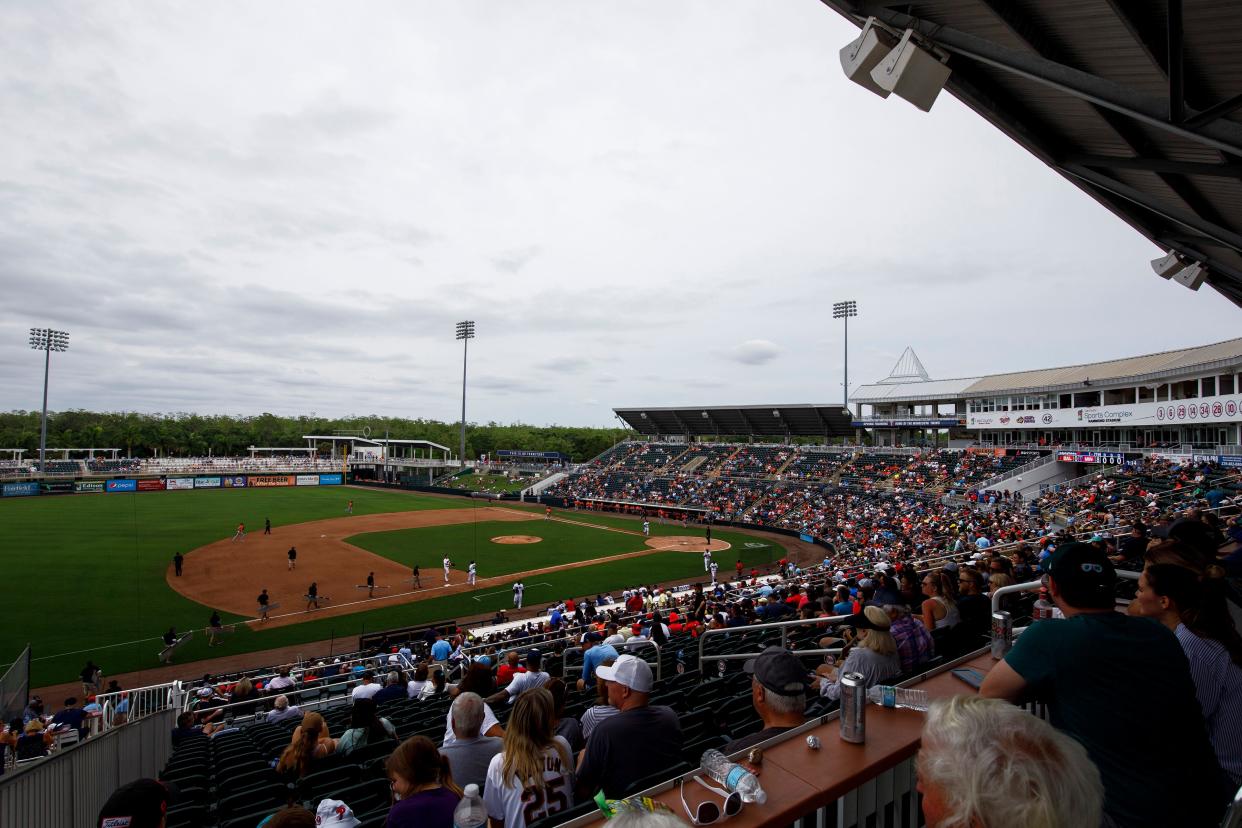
595;654;653;693
316;799;361;827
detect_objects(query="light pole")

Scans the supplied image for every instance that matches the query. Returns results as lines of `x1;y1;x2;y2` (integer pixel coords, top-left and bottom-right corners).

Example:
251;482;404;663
29;327;70;472
455;320;475;470
832;301;857;409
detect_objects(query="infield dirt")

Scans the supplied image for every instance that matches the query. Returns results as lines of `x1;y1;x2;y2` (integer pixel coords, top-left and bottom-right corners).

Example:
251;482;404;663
167;508;729;630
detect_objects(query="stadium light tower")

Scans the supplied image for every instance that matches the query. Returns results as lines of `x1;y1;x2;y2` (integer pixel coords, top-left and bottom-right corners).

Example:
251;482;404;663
832;301;857;408
455;320;475;469
29;327;69;472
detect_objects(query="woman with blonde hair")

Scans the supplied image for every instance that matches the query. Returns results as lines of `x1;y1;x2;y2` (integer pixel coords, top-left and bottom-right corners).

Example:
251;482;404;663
815;606;901;701
385;735;461;828
483;687;574;828
276;711;335;778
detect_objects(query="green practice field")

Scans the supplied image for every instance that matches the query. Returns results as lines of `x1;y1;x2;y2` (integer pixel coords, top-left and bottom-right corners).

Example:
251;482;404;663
1;488;784;686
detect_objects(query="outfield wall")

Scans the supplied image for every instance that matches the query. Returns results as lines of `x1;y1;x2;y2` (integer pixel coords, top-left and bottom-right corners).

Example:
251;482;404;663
0;472;344;498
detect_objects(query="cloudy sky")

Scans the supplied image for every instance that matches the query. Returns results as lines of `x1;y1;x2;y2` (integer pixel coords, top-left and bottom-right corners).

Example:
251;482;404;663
2;1;1238;427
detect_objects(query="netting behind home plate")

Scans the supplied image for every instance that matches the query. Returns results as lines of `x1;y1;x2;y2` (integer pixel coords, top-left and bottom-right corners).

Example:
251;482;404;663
0;645;30;723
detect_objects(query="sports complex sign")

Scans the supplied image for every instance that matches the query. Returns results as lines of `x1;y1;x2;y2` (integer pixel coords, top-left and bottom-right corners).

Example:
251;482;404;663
967;395;1242;429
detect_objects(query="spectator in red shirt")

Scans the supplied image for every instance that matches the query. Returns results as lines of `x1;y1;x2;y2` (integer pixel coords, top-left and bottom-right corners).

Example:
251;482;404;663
495;651;526;687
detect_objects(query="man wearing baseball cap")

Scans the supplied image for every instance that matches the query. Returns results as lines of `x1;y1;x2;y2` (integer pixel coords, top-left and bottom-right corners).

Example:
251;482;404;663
486;649;548;705
981;543;1222;827
724;646;809;753
576;654;682;799
97;778;172;828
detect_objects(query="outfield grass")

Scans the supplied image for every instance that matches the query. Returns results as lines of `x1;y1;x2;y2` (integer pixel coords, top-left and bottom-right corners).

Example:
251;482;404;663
2;489;783;686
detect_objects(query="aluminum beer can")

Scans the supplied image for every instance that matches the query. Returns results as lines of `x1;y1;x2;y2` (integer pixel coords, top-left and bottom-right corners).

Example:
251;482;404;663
839;672;866;744
991;611;1013;659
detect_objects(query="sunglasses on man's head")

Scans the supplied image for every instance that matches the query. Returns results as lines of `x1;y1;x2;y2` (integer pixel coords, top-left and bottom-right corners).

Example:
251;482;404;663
680;776;742;825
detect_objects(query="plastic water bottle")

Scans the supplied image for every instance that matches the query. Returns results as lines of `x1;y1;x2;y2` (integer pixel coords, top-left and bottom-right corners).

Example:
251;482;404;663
701;748;767;804
866;685;929;712
453;783;487;828
1032;589;1055;622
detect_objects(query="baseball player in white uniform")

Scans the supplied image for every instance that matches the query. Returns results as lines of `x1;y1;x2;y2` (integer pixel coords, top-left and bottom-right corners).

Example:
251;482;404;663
642;520;650;537
513;581;524;609
709;560;719;585
467;560;477;586
703;549;712;572
443;556;452;584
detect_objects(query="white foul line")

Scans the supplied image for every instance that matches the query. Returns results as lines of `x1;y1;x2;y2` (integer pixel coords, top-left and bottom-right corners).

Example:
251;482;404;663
472;582;553;601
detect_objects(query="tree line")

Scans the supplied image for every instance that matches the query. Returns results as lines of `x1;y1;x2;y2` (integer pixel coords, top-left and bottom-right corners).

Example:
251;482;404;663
0;411;632;462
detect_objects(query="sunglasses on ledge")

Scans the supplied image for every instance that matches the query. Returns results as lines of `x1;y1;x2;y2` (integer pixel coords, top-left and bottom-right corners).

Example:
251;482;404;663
680;775;743;825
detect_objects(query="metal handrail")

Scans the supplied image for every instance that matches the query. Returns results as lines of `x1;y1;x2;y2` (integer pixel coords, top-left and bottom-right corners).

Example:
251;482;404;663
696;614;851;673
989;570;1139;616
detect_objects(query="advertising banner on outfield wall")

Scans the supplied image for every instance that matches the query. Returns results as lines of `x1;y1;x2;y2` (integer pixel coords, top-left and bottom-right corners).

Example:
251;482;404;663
75;481;104;493
166;477;194;490
106;479;137;492
319;473;343;485
296;474;320;486
2;482;39;497
194;477;222;488
137;479;166;491
221;476;248;488
249;475;294;488
40;482;74;494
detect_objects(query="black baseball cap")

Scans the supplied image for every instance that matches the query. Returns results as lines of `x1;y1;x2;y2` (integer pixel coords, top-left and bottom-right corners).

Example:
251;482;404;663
1047;542;1115;600
97;779;172;828
743;646;811;696
1150;518;1214;555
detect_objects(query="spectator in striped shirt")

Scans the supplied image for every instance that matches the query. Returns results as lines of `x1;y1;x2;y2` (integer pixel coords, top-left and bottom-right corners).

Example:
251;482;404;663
885;604;934;674
1129;562;1242;788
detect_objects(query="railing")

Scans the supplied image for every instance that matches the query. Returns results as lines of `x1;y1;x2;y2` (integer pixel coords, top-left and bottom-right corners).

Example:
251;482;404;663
696;614;850;673
92;648;411;732
975;453;1057;491
0;706;176;828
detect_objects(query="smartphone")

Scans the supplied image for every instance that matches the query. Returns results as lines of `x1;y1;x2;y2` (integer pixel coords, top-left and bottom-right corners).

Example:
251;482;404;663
951;667;987;689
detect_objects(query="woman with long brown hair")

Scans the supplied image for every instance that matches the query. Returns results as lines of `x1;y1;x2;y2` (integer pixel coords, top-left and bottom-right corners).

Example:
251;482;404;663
482;687;574;828
385;735;461;828
919;570;960;631
276;711;335;778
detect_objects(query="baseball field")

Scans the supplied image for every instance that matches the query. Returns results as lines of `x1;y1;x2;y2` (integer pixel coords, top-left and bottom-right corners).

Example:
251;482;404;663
1;486;783;686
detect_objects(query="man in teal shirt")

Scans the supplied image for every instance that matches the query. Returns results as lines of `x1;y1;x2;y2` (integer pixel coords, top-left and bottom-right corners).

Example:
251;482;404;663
981;543;1223;827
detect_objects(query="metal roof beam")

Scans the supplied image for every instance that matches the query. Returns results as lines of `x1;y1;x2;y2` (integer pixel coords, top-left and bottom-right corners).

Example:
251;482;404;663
1167;0;1184;123
850;2;1242;156
1060;163;1242;254
1185;93;1242;129
1064;154;1242;179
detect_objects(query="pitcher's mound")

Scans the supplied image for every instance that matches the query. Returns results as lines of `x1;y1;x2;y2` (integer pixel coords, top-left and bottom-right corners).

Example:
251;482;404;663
492;535;543;544
645;536;732;553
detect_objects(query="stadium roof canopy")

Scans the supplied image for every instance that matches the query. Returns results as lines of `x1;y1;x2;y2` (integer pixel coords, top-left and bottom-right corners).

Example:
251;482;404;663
818;1;1242;307
852;336;1242;402
614;405;854;438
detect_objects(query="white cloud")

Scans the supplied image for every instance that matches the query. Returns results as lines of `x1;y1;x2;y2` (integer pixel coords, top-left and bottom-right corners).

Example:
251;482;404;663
728;340;782;366
1;1;1239;427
